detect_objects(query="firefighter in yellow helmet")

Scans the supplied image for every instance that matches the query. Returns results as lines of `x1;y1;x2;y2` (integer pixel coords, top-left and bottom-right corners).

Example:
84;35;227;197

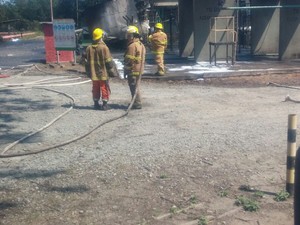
124;25;146;109
148;22;168;76
84;28;118;110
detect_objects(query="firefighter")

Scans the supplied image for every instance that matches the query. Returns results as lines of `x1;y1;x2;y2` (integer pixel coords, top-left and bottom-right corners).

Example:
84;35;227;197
148;22;167;76
124;25;146;109
84;28;118;110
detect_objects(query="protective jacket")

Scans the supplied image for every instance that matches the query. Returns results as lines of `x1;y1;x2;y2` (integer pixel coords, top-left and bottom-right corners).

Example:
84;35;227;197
149;30;167;55
124;38;146;76
85;41;113;81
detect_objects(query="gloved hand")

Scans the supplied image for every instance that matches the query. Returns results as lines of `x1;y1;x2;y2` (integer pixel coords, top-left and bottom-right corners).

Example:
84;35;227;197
106;60;120;78
123;68;130;79
85;64;91;78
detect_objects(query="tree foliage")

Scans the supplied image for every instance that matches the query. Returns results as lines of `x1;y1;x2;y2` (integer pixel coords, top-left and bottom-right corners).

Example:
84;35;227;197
0;0;104;31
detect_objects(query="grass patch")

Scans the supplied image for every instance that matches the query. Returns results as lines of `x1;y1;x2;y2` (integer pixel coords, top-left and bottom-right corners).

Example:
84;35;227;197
274;190;289;202
159;174;168;179
239;185;253;191
253;191;264;198
219;190;229;197
189;195;197;204
235;195;260;212
198;216;208;225
169;205;178;214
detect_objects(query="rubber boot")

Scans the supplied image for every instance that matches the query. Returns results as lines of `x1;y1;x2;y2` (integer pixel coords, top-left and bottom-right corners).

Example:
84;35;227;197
101;101;110;111
155;71;164;76
94;101;101;110
132;102;142;109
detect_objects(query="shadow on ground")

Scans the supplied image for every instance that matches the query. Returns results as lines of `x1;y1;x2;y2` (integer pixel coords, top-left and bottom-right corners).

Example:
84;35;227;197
0;169;66;179
0;89;57;143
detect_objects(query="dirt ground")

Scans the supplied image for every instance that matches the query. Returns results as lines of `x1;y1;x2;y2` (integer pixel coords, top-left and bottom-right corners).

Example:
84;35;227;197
1;64;300;225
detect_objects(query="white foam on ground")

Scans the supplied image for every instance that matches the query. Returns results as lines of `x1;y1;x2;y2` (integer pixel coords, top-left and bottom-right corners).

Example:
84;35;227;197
114;58;125;79
113;59;249;77
168;61;230;74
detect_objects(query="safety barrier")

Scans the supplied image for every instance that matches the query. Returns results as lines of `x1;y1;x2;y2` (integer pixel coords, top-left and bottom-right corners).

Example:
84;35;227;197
295;147;300;225
0;32;35;41
287;114;297;195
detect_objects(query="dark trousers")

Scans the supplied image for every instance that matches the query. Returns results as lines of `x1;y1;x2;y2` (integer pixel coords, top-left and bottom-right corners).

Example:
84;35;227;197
127;75;141;105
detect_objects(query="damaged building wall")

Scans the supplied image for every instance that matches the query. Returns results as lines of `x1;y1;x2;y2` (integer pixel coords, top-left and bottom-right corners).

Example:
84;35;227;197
250;0;300;59
179;0;237;62
251;0;280;56
279;0;300;60
84;0;139;40
193;0;236;62
82;0;152;42
178;0;300;62
81;0;300;61
178;0;193;57
82;0;178;46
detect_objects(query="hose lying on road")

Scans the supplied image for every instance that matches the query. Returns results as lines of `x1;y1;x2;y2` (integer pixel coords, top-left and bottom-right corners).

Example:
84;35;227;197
0;64;90;88
268;82;300;103
0;58;143;158
284;95;300;103
268;82;300;91
1;87;75;157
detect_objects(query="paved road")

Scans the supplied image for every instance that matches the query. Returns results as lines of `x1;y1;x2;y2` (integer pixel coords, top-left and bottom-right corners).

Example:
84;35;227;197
1;37;300;80
0;38;45;69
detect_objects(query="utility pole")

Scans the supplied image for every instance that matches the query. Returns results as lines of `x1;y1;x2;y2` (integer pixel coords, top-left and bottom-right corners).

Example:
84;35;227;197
76;0;79;27
50;0;54;22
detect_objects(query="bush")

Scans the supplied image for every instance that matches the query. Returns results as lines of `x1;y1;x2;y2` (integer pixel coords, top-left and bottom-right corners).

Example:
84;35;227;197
235;196;260;212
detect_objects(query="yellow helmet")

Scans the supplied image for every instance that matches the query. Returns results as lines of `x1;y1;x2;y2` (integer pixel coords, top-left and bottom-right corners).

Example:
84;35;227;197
155;23;163;30
127;25;139;34
92;28;103;41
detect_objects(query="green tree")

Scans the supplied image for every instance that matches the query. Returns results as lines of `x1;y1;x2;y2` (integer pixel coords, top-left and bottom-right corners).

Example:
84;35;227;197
0;1;16;21
12;0;51;21
0;0;106;31
54;0;76;20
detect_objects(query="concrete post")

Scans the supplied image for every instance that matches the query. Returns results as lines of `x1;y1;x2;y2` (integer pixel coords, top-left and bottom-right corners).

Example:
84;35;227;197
295;147;300;225
279;0;300;60
287;114;297;195
251;0;280;56
178;0;194;57
193;0;236;62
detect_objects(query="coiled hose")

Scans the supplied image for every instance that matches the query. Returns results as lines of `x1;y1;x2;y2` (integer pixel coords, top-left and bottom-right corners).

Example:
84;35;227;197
0;50;144;158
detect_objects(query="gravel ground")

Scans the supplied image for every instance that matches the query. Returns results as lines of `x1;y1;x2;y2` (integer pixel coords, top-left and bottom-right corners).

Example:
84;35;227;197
0;65;300;225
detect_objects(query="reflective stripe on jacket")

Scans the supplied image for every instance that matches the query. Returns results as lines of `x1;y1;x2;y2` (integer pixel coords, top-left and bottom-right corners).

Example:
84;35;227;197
124;38;146;76
85;41;112;81
149;31;167;55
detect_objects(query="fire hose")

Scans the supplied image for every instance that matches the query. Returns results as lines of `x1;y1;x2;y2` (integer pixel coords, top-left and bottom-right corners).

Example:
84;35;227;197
268;82;300;103
0;49;144;158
